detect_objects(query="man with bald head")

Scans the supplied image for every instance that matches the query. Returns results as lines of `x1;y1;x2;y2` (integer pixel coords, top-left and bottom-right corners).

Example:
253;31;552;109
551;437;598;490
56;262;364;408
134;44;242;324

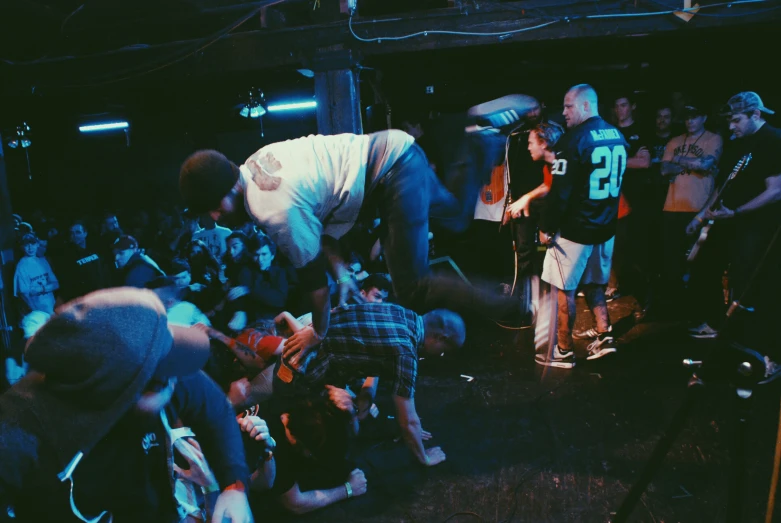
536;84;629;368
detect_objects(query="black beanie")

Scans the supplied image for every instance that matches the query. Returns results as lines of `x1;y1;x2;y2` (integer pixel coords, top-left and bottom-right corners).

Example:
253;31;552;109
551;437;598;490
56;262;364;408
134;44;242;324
179;150;240;214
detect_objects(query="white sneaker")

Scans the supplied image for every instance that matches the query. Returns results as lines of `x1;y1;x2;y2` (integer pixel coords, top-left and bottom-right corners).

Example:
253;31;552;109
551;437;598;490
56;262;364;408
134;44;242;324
689;323;718;339
760;356;781;385
573;325;612;340
687;322;709;333
586;333;617;360
535;345;575;369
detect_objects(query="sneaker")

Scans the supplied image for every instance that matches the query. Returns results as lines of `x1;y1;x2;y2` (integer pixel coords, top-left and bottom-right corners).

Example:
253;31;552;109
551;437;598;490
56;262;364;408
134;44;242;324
605;288;620;302
577;291;585;298
535;345;575;369
760;357;781;385
689;323;719;339
687;322;709;333
573;325;612;340
586;332;617;360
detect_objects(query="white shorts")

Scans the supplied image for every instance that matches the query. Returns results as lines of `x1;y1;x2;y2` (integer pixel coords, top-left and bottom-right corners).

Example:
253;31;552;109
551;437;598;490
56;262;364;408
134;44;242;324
541;235;614;291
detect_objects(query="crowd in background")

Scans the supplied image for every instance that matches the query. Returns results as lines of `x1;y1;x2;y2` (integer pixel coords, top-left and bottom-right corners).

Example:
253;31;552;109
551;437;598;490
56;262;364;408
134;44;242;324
2;83;778;521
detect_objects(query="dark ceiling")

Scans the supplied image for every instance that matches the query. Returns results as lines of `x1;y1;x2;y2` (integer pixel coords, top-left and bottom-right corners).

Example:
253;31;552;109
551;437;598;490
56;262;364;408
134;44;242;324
1;0;779;127
0;0;451;63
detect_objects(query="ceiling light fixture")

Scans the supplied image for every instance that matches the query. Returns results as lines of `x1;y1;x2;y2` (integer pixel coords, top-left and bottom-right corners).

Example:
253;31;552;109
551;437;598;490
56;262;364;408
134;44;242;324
239;88;267;119
79;121;129;133
7;122;32;149
267;100;317;112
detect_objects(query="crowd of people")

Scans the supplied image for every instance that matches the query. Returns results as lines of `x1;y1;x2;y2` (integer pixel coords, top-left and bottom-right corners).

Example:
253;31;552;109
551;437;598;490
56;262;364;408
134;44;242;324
1;82;779;522
403;88;780;372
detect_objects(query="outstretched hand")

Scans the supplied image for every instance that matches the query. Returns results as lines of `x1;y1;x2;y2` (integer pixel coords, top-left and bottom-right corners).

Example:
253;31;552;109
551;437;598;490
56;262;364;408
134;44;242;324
424;447;447;467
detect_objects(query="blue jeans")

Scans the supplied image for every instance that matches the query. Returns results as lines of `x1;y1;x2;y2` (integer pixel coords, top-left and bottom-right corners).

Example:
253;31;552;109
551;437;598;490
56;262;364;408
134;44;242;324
375;141;518;319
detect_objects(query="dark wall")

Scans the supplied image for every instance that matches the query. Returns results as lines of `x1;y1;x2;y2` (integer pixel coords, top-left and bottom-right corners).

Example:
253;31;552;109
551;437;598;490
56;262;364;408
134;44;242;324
3;73;318;220
372;22;780;129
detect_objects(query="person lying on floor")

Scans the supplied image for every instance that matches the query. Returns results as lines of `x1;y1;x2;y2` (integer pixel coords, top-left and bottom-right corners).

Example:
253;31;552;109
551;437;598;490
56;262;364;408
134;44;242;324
180;396;367;516
202;302;465;466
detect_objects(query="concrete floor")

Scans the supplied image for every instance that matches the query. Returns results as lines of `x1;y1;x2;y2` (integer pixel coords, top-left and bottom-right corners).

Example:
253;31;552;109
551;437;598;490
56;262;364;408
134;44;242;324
283;295;780;523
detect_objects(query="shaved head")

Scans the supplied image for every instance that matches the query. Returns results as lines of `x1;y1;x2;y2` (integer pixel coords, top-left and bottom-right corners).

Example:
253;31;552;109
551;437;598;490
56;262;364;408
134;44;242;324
569;84;599;105
563;84;599;128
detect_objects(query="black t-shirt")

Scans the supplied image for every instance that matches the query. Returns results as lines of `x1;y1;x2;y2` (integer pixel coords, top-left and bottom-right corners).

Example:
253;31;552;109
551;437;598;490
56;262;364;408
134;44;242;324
616;122;653;206
648;133;673;167
617;122;647;157
72;410;175;521
540;116;629;244
54;244;108;302
507;124;547;199
722;124;781;231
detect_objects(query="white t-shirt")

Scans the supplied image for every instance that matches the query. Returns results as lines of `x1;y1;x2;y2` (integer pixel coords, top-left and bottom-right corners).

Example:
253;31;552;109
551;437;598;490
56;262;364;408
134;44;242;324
13;256;58;315
240;132;413;269
193;226;232;260
167;301;211;328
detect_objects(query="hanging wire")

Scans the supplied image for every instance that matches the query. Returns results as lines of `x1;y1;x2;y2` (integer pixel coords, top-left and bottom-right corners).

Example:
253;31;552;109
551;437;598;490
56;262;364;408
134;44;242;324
347;0;774;42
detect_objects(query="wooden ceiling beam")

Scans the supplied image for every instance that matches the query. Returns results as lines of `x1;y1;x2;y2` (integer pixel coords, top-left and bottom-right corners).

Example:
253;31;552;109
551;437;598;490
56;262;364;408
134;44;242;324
3;0;779;91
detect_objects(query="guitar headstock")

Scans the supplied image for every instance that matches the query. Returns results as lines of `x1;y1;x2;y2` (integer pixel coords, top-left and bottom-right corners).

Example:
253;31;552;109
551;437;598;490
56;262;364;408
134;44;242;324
728;154;752;180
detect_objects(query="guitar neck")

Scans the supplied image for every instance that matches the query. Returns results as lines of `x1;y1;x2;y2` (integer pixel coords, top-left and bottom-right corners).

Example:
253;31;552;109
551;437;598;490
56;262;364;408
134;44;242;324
707;155;750;212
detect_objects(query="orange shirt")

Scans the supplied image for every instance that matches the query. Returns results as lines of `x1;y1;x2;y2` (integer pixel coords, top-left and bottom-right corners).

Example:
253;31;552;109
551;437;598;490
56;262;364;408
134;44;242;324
618;193;631;219
543;164;553;188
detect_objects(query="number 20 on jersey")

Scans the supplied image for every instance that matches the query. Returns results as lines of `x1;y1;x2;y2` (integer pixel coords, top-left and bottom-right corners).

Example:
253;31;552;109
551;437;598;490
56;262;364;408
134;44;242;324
590;145;627;200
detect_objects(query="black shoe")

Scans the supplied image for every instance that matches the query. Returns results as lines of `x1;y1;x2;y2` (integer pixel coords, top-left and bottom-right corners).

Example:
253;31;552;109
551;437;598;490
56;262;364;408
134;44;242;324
586;332;617;360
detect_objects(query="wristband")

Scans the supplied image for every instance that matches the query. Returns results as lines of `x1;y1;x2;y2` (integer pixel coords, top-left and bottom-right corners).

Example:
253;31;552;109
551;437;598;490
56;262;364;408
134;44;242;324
344;481;353;499
202;483;220;494
336;274;352;285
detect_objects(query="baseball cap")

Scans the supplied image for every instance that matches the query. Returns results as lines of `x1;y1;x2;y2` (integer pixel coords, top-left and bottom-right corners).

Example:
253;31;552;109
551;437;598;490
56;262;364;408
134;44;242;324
113;234;138;251
721;91;775;116
682;103;706;118
21;288;211;464
179;150;240;214
26;287;210;388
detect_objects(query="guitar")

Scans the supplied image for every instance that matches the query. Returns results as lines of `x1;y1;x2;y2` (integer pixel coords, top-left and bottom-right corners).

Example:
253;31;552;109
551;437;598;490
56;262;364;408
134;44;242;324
686;153;752;262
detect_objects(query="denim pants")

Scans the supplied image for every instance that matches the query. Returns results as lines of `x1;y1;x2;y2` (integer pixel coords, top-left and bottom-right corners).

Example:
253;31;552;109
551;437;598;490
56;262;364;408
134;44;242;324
374;141;518;319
